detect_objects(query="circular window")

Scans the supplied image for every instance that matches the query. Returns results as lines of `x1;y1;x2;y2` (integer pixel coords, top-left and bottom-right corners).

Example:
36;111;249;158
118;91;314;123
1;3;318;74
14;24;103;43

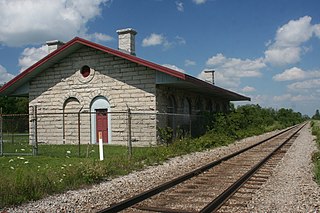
81;65;91;78
78;65;95;83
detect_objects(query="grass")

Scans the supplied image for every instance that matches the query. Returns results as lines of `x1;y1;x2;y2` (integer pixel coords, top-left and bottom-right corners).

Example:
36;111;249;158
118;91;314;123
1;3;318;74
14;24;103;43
1;133;30;154
311;120;320;184
0;122;294;209
0;143;173;208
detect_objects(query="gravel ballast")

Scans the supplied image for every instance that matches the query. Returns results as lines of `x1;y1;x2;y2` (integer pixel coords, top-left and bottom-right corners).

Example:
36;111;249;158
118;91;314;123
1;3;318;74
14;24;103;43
246;123;320;212
5;124;320;212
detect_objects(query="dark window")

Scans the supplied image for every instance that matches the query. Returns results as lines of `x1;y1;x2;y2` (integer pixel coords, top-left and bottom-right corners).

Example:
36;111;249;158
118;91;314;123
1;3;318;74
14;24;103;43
167;95;176;114
81;65;91;78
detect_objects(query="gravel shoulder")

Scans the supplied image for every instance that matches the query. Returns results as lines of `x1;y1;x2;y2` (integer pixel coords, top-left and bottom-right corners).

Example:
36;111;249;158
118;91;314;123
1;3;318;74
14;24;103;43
246;123;320;212
6;124;320;212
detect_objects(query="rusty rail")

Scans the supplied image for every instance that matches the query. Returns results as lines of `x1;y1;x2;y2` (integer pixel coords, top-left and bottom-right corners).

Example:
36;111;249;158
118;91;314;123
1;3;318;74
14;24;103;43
96;124;302;213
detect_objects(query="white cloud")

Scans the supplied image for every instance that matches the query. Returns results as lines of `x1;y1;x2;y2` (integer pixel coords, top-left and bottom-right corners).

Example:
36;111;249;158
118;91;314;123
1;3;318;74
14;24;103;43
274;16;314;47
265;16;320;66
198;70;240;88
273;93;316;102
206;53;265;78
162;64;185;73
241;86;256;92
18;45;48;72
185;59;196;66
0;65;15;84
206;53;226;66
273;94;292;102
291;95;317;102
85;33;114;42
288;79;320;91
273;67;320;81
264;47;301;66
142;33;166;47
200;53;265;88
142;34;185;49
314;24;320;38
0;0;109;46
273;67;306;81
192;0;207;4
175;36;186;45
176;1;184;12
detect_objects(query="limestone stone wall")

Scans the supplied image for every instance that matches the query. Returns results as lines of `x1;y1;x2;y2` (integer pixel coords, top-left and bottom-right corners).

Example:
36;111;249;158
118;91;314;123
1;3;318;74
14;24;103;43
29;46;157;146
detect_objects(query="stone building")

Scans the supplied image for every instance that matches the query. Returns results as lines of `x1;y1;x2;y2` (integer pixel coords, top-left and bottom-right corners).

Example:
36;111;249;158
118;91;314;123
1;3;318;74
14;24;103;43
0;28;250;146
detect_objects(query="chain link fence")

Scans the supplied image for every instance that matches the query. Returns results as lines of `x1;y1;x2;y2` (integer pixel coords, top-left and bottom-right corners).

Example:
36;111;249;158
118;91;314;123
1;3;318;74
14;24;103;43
0;113;31;156
0;107;210;157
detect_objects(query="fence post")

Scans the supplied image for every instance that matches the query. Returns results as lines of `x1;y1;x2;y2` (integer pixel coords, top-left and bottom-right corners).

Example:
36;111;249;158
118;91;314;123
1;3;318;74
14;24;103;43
31;106;38;156
78;112;81;157
127;107;132;158
35;106;38;155
0;108;3;156
189;114;192;137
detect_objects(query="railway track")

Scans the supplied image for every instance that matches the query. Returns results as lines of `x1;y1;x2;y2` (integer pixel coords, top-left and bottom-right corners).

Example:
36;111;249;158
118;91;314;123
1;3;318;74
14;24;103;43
97;123;306;213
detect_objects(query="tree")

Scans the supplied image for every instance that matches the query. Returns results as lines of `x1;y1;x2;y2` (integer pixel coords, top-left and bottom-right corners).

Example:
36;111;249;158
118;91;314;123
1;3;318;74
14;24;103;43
0;96;28;114
312;109;320;120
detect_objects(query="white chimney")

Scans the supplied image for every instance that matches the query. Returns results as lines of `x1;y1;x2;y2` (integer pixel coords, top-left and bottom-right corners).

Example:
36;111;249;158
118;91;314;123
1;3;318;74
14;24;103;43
204;70;215;85
116;28;137;56
46;40;65;53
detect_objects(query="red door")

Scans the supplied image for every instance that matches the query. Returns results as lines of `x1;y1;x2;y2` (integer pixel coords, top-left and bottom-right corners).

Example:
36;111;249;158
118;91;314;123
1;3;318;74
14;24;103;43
96;109;108;143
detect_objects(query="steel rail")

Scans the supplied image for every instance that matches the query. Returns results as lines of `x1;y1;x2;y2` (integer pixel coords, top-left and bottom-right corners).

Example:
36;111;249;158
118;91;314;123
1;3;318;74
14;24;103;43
96;124;300;213
199;123;306;213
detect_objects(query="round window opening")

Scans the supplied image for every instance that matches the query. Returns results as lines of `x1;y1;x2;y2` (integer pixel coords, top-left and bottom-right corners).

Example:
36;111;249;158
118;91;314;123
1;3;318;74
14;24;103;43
81;65;91;78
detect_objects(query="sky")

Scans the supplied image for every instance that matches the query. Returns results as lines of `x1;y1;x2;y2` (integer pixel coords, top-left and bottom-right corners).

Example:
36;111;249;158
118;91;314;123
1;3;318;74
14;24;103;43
0;0;320;116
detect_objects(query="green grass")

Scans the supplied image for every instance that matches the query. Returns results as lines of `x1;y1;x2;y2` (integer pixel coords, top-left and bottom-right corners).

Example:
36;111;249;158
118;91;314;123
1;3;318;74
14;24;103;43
311;120;320;184
1;133;30;154
0;122;294;209
0;144;173;209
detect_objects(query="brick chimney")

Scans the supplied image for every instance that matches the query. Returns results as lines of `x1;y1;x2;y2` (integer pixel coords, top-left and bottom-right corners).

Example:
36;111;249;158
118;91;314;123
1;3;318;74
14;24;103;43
116;28;137;56
46;40;65;53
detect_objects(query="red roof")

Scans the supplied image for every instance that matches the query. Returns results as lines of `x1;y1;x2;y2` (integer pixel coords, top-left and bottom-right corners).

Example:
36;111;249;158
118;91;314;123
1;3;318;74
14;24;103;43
0;37;250;101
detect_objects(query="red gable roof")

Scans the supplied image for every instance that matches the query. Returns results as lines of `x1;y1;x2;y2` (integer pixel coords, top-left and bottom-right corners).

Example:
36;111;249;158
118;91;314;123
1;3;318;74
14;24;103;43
0;37;250;101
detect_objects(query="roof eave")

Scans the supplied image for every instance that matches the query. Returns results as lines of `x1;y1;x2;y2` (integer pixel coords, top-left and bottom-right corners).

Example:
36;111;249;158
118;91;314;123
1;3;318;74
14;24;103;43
184;75;250;101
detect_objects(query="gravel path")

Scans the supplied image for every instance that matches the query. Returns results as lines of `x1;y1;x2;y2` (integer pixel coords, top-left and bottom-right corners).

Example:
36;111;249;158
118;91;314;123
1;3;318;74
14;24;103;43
5;124;320;212
246;123;320;212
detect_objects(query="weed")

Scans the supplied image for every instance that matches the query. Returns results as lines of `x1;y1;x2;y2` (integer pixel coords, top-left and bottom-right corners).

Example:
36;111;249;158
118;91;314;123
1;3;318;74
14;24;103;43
311;120;320;184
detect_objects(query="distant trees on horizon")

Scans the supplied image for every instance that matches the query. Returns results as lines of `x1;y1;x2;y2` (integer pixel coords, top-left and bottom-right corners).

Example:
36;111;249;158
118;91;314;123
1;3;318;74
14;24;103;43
313;109;320;120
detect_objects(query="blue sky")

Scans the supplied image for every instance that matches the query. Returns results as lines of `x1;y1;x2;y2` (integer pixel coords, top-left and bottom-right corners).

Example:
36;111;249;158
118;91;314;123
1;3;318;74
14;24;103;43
0;0;320;116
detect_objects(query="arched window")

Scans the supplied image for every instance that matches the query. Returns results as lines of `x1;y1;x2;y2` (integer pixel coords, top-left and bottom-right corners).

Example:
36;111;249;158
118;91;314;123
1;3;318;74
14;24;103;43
224;102;230;112
212;101;216;112
206;100;212;112
183;98;192;115
194;98;201;113
167;95;177;131
182;98;192;127
63;97;81;144
167;95;176;114
218;102;223;112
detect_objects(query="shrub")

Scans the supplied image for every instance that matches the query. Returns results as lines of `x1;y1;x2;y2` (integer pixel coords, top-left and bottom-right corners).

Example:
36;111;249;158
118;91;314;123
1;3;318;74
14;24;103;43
311;121;320;184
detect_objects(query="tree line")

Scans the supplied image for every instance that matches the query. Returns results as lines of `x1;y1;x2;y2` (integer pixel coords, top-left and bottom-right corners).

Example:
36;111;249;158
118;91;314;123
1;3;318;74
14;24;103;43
202;104;308;140
0;97;29;114
313;109;320;120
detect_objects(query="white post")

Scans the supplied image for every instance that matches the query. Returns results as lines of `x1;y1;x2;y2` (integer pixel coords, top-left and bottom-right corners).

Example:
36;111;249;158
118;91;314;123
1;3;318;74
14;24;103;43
98;132;104;161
